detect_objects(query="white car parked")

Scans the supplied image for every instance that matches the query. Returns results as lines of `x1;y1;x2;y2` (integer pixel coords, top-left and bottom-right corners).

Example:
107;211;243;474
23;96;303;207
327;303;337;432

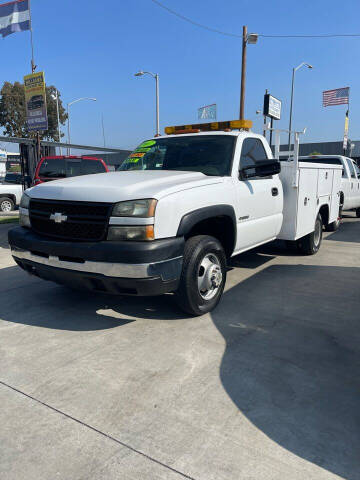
301;155;360;217
0;175;23;212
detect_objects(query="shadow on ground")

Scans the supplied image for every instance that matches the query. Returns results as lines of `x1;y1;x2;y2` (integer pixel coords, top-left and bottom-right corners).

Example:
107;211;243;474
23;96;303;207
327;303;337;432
212;263;360;480
0;266;185;331
326;215;360;243
0;223;13;249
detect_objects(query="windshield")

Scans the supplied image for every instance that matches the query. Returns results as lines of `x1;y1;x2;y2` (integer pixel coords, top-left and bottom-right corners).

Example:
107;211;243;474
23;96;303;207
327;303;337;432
118;135;236;176
39;158;106;178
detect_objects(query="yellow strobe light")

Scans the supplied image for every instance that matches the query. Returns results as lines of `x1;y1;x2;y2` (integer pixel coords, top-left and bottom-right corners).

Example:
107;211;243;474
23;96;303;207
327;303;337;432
164;119;253;135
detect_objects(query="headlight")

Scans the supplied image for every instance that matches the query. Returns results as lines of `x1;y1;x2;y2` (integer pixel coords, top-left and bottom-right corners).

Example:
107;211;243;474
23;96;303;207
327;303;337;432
112;199;157;217
19;193;31;227
107;225;154;241
20;192;30;209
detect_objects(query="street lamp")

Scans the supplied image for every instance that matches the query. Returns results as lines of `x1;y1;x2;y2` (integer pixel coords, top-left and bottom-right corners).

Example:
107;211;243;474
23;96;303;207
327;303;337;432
51;89;62;155
288;62;313;150
134;71;160;136
67;97;97;154
239;26;258;120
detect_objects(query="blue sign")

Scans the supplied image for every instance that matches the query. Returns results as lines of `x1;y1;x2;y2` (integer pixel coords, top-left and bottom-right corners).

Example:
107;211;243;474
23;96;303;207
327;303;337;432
198;104;217;120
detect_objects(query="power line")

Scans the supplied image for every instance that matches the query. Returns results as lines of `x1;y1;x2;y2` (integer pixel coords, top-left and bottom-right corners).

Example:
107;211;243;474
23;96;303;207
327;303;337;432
150;0;242;38
260;33;360;38
150;0;360;39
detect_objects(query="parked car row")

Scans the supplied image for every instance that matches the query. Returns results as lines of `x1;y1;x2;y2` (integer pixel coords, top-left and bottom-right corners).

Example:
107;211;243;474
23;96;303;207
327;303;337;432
0;155;108;212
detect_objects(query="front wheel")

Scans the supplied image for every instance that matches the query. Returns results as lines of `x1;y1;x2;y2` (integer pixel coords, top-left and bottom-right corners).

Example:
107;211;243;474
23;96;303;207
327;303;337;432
297;213;323;255
175;235;226;316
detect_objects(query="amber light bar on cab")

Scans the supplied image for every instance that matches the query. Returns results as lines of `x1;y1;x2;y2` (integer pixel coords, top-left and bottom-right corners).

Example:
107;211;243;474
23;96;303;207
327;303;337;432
164;119;253;135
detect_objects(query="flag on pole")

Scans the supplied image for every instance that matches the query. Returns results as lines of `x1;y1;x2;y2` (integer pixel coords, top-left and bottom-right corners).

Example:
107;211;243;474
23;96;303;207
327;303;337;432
322;87;350;107
0;0;30;38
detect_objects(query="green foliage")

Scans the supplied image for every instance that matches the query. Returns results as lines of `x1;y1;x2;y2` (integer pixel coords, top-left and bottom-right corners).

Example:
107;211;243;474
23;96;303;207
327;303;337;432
309;151;322;156
0;81;67;140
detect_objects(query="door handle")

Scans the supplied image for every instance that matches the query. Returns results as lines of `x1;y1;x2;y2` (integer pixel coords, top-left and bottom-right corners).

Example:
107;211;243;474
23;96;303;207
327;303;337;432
271;187;279;196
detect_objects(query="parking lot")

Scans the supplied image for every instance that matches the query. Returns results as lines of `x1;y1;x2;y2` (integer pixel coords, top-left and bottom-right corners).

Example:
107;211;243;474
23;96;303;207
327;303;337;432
0;216;359;480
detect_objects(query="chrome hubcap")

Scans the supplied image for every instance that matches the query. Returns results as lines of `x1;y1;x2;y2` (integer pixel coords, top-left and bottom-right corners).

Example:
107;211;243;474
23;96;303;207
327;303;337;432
1;200;12;212
198;253;223;300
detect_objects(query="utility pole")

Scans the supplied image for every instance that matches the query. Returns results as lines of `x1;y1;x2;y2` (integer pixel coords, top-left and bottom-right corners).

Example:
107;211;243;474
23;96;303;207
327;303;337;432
239;25;247;120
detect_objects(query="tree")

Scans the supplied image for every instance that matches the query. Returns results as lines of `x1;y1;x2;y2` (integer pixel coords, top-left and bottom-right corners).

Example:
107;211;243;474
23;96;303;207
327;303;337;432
0;81;67;140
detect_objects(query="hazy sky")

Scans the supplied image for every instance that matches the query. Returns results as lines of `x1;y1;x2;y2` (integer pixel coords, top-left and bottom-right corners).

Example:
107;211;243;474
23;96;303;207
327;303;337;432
2;0;360;150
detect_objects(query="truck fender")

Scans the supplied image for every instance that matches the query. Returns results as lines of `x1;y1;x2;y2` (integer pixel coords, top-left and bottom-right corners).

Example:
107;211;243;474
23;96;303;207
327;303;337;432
176;204;237;256
0;193;16;204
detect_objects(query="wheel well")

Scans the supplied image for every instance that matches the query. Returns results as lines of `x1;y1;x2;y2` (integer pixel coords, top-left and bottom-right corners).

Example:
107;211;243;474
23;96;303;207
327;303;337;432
185;215;235;258
0;194;16;204
319;204;329;226
339;191;344;207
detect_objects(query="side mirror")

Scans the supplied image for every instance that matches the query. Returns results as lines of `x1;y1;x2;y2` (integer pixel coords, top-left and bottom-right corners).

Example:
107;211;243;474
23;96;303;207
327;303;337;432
240;160;281;180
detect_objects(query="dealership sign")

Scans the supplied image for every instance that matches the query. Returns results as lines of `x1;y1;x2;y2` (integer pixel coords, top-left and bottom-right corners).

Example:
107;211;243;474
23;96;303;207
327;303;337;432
24;71;48;132
263;94;281;120
198;104;217;120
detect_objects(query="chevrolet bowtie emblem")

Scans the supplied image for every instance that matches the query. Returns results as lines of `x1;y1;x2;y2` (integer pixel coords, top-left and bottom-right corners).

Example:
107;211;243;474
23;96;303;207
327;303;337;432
50;212;68;224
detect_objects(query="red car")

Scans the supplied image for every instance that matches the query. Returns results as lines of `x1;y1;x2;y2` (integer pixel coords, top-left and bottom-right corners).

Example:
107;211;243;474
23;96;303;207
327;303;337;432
33;155;109;185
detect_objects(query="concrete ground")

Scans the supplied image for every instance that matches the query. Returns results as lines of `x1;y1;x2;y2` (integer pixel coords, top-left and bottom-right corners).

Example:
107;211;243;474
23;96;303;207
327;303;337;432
0;215;359;480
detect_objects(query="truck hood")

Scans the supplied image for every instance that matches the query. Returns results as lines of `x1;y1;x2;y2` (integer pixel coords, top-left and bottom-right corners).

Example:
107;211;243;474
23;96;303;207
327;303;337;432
27;170;223;203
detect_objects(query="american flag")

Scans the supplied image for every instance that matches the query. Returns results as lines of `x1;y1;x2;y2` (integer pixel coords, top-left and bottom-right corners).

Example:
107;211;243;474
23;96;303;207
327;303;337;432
323;87;349;107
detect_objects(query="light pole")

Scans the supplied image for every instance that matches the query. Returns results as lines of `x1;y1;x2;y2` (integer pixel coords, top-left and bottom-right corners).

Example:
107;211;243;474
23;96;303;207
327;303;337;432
67;97;97;154
51;89;62;155
134;71;160;136
239;27;258;120
288;62;313;151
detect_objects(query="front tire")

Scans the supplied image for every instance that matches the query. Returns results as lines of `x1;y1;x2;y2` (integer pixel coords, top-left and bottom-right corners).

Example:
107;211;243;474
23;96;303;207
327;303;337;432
0;197;15;212
175;235;226;316
297;213;323;255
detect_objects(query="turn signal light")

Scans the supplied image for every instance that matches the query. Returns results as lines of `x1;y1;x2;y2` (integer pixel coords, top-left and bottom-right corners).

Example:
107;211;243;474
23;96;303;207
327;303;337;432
165;119;253;135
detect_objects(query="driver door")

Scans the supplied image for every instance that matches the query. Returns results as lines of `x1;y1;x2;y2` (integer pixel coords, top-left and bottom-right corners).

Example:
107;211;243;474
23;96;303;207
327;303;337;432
234;137;283;253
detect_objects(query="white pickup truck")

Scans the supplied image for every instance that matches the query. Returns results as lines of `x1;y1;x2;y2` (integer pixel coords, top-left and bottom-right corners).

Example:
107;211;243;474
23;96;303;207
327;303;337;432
9;120;342;315
0;178;23;212
300;155;360;217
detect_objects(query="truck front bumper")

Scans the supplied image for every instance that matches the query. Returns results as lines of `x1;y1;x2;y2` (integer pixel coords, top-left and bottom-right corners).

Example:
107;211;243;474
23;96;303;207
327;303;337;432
8;227;184;296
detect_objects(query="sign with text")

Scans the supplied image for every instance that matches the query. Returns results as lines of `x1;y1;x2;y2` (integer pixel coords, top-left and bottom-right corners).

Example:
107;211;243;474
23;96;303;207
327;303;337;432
263;94;281;120
24;71;48;132
198;104;217;120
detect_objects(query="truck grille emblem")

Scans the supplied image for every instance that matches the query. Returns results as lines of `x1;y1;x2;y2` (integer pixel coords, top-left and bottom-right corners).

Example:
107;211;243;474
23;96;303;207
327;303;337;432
50;212;68;224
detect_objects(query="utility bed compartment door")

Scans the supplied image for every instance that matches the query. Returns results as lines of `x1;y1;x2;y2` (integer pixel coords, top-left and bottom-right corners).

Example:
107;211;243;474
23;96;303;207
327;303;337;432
317;168;334;197
296;168;317;237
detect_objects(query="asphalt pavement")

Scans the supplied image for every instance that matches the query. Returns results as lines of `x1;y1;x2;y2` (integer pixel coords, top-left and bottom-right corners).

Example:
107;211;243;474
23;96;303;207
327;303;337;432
0;215;359;480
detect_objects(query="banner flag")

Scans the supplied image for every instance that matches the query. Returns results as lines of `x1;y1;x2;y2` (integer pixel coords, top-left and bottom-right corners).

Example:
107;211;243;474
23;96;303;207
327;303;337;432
0;0;30;38
24;71;48;132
